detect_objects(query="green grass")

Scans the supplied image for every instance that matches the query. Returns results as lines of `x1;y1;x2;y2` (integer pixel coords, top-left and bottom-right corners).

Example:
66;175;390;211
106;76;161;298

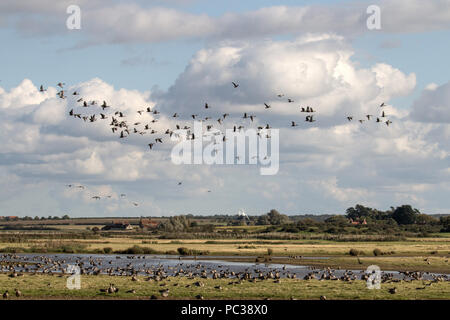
0;274;448;300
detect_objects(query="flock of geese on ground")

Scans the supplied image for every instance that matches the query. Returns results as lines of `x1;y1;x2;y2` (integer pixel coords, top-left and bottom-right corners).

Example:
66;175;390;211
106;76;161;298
0;253;447;299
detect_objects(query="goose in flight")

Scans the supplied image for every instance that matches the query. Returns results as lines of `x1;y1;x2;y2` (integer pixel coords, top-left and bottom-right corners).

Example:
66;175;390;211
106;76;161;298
57;82;65;88
232;82;239;88
57;90;66;99
380;102;386;107
155;138;163;143
347;116;353;121
386;120;392;126
148;143;154;150
101;101;110;110
305;115;315;123
264;103;271;109
205;103;210;109
291;121;298;127
92;196;101;200
277;94;284;98
287;99;294;103
39;85;46;92
366;115;373;120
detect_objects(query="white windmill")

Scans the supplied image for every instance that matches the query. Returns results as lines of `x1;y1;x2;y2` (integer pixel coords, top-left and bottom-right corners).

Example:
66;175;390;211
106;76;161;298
237;209;249;220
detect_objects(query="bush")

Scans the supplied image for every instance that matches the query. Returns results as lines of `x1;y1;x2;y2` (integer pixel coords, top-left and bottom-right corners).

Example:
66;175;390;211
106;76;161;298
118;245;156;254
373;248;382;256
267;248;274;256
349;248;360;256
177;247;209;256
177;247;190;255
103;247;113;254
0;247;26;253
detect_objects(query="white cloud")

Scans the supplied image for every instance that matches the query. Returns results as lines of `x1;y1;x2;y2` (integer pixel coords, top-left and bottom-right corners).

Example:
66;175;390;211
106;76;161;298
0;35;449;215
0;0;449;44
410;81;450;123
157;36;416;127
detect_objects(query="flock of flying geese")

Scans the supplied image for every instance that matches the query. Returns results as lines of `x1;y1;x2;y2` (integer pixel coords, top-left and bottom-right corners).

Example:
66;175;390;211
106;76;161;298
38;80;393;200
65;184;139;207
40;80;393;154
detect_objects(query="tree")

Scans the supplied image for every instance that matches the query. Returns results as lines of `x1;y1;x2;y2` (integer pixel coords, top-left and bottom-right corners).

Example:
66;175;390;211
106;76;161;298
325;215;348;226
261;209;291;225
440;216;450;232
392;205;419;225
345;204;382;220
415;214;437;225
256;215;270;225
62;215;70;220
158;215;191;232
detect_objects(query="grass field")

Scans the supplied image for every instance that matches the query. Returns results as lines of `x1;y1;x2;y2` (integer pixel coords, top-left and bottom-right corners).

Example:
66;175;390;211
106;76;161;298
2;237;449;256
0;274;448;300
1;237;449;273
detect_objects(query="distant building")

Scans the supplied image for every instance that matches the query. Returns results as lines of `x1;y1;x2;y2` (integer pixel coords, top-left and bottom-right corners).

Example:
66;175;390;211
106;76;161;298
0;216;19;221
139;218;159;229
102;221;133;231
349;218;367;225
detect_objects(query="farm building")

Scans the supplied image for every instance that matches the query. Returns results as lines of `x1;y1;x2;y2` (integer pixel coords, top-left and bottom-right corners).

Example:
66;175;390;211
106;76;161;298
102;221;133;231
139;218;160;229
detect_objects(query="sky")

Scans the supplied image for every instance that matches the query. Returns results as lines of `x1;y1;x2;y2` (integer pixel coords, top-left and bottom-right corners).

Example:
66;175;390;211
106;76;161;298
0;0;450;217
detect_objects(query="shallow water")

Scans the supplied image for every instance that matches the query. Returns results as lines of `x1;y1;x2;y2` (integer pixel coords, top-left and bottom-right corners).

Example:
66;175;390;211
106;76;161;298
1;253;448;281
